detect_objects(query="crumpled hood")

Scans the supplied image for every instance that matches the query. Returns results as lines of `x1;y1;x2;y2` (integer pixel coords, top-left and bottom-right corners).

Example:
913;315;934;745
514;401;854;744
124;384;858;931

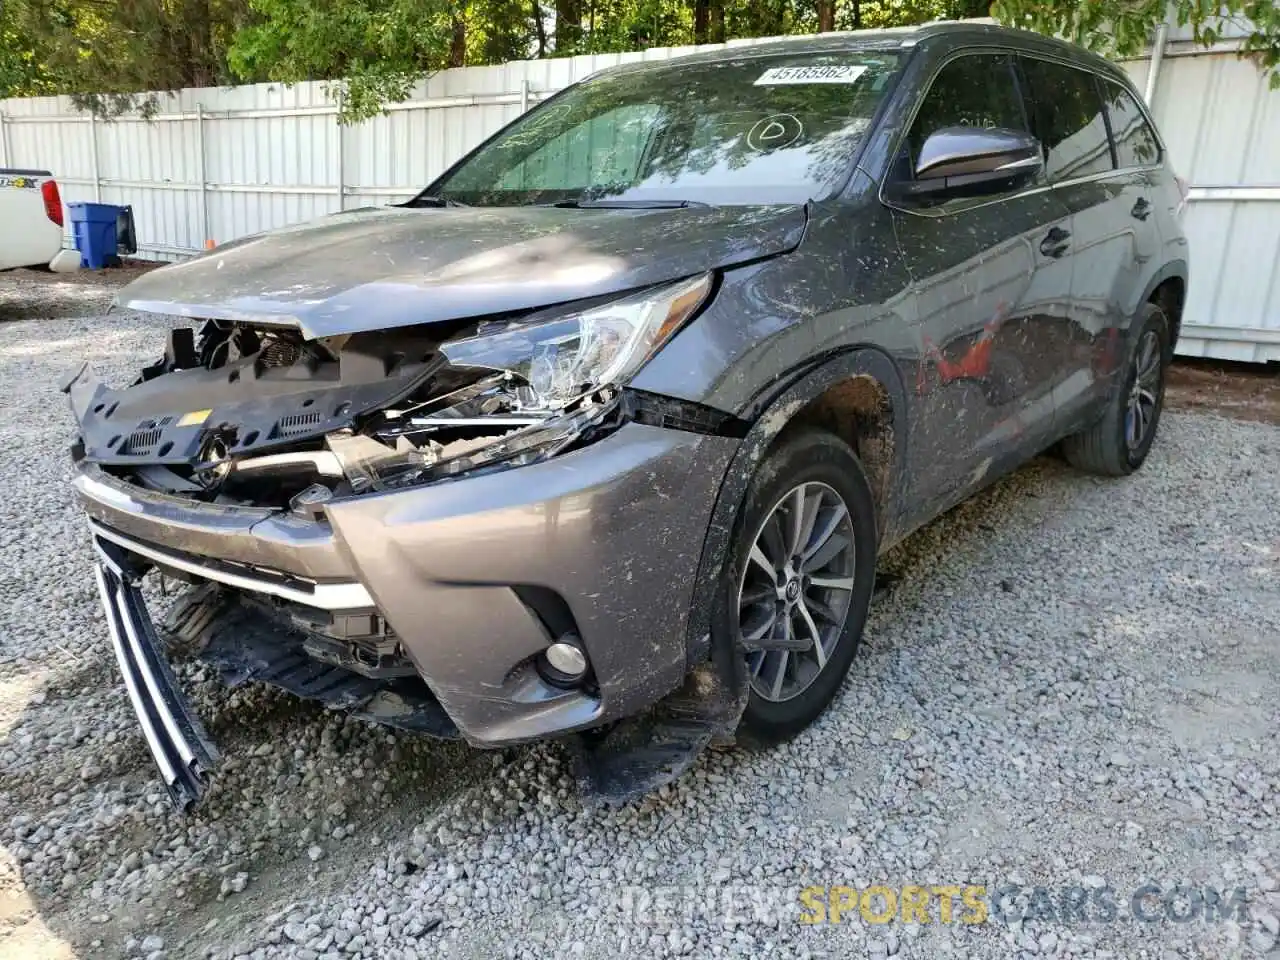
116;203;807;339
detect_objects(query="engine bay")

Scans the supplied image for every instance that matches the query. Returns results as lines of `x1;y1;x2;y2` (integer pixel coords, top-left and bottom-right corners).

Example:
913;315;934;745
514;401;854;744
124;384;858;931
65;317;622;512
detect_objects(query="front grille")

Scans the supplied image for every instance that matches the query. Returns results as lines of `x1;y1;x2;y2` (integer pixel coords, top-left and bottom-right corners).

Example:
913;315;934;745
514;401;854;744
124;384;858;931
124;428;162;454
274;411;321;437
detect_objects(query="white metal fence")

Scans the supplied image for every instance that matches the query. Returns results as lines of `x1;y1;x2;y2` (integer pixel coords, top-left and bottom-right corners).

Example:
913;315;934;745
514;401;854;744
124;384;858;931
2;26;1279;361
0;42;763;259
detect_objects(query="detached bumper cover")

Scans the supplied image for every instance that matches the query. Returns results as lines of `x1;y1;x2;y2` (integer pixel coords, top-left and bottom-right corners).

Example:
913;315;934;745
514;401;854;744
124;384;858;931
92;540;218;810
76;421;739;756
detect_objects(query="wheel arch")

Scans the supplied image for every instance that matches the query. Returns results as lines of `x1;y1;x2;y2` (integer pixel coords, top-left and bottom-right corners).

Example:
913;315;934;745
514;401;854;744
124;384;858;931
1138;259;1187;353
682;347;910;667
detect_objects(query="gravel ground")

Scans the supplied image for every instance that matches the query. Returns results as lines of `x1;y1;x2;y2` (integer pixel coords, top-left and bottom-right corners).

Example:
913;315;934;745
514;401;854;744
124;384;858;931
1;272;1278;960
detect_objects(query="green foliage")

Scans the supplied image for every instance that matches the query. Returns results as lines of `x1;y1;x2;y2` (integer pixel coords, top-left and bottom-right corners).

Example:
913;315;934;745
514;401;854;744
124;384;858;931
226;0;458;121
1229;2;1280;89
0;0;54;97
3;0;1280;117
2;0;254;114
991;0;1280;90
219;0;964;120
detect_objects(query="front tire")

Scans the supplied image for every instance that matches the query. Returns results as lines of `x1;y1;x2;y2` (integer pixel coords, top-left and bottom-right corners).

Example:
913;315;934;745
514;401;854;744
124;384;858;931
716;428;878;744
1061;302;1170;477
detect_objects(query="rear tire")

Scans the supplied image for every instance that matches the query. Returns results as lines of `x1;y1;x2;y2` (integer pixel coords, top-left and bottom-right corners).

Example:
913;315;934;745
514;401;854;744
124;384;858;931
1061;302;1170;477
715;428;878;745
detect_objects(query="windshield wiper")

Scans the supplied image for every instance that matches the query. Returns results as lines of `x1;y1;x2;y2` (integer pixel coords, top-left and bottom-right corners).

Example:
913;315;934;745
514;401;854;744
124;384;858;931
402;195;468;209
548;198;712;210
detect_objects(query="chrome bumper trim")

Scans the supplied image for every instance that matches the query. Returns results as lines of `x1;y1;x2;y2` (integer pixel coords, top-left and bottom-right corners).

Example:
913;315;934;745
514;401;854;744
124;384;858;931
92;555;219;811
89;519;374;611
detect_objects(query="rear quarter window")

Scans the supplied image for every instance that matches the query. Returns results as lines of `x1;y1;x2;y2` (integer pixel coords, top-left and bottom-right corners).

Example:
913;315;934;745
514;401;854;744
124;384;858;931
1100;81;1162;168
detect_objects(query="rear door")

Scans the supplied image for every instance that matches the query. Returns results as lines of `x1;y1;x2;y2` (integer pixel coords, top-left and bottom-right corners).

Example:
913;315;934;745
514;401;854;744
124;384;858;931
1016;57;1154;432
887;50;1074;517
1098;77;1168;358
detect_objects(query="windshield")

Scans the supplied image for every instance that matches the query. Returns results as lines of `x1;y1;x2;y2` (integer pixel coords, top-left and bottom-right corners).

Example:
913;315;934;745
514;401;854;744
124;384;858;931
428;51;902;207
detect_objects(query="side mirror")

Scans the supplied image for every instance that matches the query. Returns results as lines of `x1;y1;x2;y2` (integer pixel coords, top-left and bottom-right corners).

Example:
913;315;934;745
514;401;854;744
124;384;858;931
892;126;1044;201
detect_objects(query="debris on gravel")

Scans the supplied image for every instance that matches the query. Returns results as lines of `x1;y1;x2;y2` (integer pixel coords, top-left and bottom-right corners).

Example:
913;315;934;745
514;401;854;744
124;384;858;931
1;287;1277;959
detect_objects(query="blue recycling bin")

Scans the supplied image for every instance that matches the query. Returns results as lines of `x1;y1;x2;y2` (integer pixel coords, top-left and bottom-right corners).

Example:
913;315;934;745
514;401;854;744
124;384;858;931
68;202;128;269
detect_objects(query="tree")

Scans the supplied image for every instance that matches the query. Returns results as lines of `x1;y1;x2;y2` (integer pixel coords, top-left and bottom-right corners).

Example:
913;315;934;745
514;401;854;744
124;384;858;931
226;0;544;120
0;0;55;97
451;10;469;68
479;0;536;62
226;0;458;121
532;0;550;56
693;0;709;41
555;0;582;51
8;0;1277;125
4;0;252;111
991;0;1280;89
691;0;726;42
816;0;835;32
731;0;790;37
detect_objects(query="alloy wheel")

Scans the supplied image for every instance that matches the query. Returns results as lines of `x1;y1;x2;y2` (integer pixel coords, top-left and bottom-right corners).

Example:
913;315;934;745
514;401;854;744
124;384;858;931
1126;329;1162;453
737;481;857;703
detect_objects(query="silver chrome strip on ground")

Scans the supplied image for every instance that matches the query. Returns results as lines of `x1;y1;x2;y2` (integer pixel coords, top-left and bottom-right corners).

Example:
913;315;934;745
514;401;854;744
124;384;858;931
88;519;374;611
92;556;219;811
116;583;199;771
94;565;181;790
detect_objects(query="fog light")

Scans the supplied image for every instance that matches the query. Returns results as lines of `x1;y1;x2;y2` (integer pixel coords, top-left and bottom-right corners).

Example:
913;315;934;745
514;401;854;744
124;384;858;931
540;639;589;686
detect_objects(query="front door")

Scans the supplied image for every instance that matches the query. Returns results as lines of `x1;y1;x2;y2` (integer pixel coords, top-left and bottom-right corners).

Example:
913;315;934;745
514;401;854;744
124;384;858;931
887;51;1075;520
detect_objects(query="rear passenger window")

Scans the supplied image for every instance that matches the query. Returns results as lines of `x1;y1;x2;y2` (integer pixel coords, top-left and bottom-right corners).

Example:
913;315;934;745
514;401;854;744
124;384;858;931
907;54;1027;168
1101;81;1161;168
1018;57;1112;181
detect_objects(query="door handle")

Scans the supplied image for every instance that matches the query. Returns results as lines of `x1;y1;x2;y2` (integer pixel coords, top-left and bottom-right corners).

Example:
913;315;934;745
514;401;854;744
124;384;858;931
1131;197;1152;221
1039;226;1071;258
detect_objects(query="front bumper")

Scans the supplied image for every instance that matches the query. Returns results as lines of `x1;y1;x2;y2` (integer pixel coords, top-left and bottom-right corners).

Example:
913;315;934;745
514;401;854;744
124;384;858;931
79;422;739;751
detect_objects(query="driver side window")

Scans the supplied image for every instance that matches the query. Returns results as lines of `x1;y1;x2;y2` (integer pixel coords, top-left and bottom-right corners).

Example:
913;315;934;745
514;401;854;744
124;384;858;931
907;54;1028;173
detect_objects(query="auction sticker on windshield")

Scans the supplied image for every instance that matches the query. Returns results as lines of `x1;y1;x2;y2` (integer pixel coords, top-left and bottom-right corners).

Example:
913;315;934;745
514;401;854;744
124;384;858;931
754;65;869;85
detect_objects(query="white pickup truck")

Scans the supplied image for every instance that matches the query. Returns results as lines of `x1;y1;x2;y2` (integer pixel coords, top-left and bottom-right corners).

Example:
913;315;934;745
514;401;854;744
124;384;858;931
0;168;80;272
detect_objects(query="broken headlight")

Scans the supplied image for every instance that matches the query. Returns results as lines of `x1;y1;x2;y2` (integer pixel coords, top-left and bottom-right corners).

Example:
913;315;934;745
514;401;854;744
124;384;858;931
326;275;712;493
329;398;618;493
440;273;713;411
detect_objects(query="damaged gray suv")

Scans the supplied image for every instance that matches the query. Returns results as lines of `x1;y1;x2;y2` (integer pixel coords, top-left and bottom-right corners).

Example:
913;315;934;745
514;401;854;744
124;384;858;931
66;22;1188;809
